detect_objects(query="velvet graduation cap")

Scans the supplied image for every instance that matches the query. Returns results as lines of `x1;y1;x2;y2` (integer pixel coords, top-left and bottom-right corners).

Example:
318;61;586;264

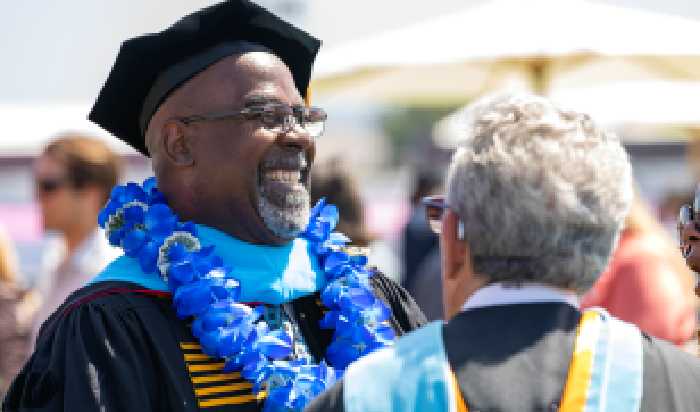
89;0;321;156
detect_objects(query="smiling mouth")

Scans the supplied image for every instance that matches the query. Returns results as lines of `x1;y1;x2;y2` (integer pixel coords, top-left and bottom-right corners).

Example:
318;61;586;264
255;151;311;239
262;169;306;188
257;153;310;193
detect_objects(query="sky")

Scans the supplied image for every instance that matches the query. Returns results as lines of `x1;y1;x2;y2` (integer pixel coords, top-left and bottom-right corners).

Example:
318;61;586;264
1;0;699;104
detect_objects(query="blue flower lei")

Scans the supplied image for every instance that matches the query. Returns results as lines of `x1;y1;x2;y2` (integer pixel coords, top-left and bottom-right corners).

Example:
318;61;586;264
98;177;395;411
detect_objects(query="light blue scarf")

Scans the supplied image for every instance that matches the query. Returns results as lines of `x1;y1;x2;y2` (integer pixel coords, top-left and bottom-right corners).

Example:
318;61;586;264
90;224;326;304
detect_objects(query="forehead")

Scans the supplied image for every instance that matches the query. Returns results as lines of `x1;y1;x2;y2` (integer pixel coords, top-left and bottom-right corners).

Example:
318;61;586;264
34;154;65;176
183;52;302;109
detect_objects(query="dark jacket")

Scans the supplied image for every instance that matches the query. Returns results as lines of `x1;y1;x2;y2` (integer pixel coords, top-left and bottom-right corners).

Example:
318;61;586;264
305;303;700;412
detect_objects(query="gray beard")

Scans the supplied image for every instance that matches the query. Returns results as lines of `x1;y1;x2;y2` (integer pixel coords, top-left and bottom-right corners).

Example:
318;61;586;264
257;185;310;240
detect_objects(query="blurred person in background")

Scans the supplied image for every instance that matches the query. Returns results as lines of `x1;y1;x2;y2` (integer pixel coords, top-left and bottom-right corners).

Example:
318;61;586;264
401;170;443;319
659;190;693;240
32;134;122;334
405;241;443;320
679;192;700;298
310;160;372;247
0;225;39;397
306;94;700;412
310;159;402;278
581;196;697;346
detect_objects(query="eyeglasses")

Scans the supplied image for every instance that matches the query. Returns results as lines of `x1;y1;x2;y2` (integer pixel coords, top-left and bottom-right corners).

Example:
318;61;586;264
36;177;68;194
421;195;465;240
680;204;694;226
172;104;327;138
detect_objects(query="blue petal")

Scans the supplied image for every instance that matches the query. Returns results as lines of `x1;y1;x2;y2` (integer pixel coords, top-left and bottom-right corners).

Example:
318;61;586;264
142;176;158;194
325;340;360;370
308;198;326;221
122;229;147;257
138;241;160;274
191;318;204;338
110;185;126;202
328;232;350;245
319;205;339;230
167;243;188;262
145;203;177;238
97;208;110;228
342;287;376;308
123;205;145;224
319;310;340;330
169;261;195;283
241;355;267;380
324;251;350;275
107;229;123;247
264;385;293;412
201;311;231;331
173;282;212;317
124;182;147;202
149;191;167;205
179;221;197;236
218;328;244;357
200;329;225;357
349;254;368;268
257;330;293;359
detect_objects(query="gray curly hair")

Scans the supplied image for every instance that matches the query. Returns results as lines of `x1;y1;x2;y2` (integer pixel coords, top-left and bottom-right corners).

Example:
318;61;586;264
446;93;633;292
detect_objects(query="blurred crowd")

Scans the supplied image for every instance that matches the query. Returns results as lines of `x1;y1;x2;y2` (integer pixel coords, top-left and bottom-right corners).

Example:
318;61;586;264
3;0;700;410
2;125;700;399
1;125;699;402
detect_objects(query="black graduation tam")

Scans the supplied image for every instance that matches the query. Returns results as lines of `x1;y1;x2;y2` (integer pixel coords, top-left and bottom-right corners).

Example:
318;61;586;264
89;0;321;156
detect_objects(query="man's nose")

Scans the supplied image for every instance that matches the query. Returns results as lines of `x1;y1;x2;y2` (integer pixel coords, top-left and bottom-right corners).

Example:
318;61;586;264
275;117;314;150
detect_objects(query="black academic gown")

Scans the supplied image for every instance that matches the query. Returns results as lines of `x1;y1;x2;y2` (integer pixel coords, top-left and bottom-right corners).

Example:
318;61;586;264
2;272;426;412
304;303;700;412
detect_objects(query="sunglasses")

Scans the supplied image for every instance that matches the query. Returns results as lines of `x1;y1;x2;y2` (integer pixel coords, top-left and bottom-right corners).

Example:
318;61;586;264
679;189;700;225
679;204;694;226
36;178;68;194
421;195;465;240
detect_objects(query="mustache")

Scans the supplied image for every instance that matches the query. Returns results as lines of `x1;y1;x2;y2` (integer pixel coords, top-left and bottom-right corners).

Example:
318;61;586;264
260;147;308;170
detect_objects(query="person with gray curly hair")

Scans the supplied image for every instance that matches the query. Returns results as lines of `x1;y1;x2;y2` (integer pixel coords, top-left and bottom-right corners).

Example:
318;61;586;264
442;93;633;313
305;94;700;412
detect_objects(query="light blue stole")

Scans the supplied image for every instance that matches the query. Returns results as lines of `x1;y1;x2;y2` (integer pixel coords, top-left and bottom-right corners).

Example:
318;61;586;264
343;309;643;412
90;224;326;304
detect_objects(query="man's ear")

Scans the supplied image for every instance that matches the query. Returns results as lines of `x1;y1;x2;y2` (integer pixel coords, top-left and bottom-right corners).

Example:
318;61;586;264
442;210;470;281
162;121;194;167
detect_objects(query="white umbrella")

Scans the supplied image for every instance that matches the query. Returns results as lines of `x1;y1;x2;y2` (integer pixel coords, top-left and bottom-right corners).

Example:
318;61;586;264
551;81;700;127
432;80;700;147
312;0;700;103
0;103;136;157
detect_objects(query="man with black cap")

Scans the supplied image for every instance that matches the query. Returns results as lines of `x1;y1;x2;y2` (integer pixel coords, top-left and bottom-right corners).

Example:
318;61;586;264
3;1;425;411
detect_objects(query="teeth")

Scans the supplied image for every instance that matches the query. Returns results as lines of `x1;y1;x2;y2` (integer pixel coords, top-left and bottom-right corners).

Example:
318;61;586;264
265;170;302;183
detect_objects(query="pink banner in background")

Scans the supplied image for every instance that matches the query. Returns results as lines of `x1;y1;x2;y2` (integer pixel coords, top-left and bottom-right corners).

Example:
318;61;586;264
0;203;42;242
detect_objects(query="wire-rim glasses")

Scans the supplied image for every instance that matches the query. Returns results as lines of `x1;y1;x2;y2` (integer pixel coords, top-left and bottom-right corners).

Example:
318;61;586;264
421;195;465;240
173;104;327;138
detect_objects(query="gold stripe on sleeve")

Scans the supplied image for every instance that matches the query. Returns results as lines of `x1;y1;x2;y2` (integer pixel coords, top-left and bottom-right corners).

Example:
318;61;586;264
191;373;242;384
198;391;267;408
194;382;253;396
180;342;202;350
184;353;211;362
187;362;226;372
